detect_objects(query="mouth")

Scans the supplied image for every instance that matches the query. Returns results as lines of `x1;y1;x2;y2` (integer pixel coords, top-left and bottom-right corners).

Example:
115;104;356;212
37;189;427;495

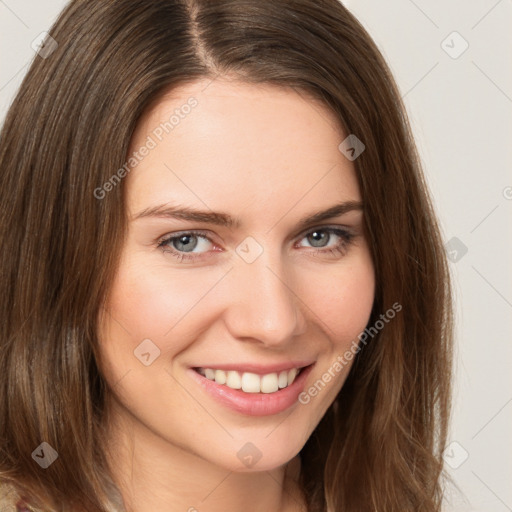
193;366;307;394
188;363;315;416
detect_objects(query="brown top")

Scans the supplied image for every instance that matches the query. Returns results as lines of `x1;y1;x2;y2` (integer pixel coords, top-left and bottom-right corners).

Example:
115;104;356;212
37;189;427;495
0;483;40;511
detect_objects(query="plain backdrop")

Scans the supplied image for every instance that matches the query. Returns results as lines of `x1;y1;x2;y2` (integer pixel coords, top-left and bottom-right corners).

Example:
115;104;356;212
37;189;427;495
1;1;511;510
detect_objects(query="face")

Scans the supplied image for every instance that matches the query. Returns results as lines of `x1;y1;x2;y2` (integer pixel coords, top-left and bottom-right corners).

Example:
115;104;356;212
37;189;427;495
98;77;375;472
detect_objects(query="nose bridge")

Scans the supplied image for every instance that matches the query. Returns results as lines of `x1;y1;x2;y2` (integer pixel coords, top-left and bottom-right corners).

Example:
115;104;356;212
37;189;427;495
223;242;306;344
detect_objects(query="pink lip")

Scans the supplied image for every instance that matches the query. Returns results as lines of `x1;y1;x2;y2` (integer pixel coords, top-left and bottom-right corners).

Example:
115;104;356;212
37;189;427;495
187;363;315;416
190;361;315;375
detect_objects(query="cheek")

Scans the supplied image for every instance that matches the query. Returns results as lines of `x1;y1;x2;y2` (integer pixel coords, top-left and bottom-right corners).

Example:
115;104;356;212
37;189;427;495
293;256;375;429
297;255;375;348
106;246;375;333
106;255;229;342
96;245;375;459
101;242;375;374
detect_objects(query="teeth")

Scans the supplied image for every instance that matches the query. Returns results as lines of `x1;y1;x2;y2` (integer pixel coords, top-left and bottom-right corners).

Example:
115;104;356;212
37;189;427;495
214;369;226;385
226;370;242;389
287;368;298;383
196;367;302;394
261;373;279;393
241;372;260;393
278;370;288;389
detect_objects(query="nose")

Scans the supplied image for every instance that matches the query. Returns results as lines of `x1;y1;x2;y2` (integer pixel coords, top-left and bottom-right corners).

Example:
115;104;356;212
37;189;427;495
221;249;307;347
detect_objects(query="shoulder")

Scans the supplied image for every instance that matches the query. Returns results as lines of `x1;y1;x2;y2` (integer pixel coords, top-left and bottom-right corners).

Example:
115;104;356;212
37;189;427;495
0;481;22;509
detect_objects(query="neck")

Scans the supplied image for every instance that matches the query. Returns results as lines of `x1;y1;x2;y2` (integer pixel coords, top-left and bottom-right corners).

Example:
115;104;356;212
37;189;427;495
103;400;305;512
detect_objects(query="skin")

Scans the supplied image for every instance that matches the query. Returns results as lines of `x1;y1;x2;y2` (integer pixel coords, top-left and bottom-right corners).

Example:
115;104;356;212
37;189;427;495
98;77;375;512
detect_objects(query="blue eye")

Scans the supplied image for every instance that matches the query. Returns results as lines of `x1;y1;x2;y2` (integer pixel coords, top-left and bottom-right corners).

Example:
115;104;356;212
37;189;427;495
157;226;354;263
157;230;214;262
297;227;354;257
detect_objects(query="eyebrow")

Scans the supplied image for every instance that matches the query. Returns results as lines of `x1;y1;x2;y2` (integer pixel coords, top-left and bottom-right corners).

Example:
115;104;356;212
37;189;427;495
131;200;363;231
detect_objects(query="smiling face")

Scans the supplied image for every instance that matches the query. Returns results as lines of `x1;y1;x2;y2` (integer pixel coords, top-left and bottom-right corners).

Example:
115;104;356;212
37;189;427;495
98;77;375;473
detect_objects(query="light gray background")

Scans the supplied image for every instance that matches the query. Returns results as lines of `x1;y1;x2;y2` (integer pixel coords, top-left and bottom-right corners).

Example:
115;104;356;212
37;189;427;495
1;1;511;510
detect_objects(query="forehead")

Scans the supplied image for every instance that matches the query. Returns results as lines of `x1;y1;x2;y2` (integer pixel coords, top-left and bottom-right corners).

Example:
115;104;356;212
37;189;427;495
125;78;360;223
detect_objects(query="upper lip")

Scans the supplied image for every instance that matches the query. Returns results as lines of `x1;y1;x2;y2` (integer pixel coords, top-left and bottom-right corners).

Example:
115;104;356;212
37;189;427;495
192;361;315;375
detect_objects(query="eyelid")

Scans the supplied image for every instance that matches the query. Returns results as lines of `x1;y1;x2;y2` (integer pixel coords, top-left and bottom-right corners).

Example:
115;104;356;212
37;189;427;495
156;229;214;246
156;224;354;247
294;223;354;238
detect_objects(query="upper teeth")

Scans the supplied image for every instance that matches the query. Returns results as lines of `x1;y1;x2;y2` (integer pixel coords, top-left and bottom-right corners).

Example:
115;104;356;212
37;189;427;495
197;368;300;393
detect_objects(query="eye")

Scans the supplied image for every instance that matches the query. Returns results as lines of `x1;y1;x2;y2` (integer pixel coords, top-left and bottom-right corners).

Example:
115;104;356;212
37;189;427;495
157;226;355;263
157;230;215;262
296;227;354;258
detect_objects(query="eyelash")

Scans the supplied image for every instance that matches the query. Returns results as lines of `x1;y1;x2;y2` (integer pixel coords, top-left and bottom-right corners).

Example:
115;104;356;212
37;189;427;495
156;226;355;263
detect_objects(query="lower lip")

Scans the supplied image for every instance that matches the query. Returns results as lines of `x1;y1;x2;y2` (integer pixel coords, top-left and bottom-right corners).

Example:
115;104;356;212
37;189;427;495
187;364;314;416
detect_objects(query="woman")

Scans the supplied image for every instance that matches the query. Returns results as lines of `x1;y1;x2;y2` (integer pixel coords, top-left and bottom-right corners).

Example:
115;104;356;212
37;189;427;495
0;0;453;510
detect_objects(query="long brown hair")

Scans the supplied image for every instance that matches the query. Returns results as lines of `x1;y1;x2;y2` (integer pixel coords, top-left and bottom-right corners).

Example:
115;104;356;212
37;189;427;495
0;0;453;510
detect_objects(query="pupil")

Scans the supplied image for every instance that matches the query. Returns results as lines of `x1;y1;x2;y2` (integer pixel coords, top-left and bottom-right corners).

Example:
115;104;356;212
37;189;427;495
175;235;197;252
309;230;327;248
